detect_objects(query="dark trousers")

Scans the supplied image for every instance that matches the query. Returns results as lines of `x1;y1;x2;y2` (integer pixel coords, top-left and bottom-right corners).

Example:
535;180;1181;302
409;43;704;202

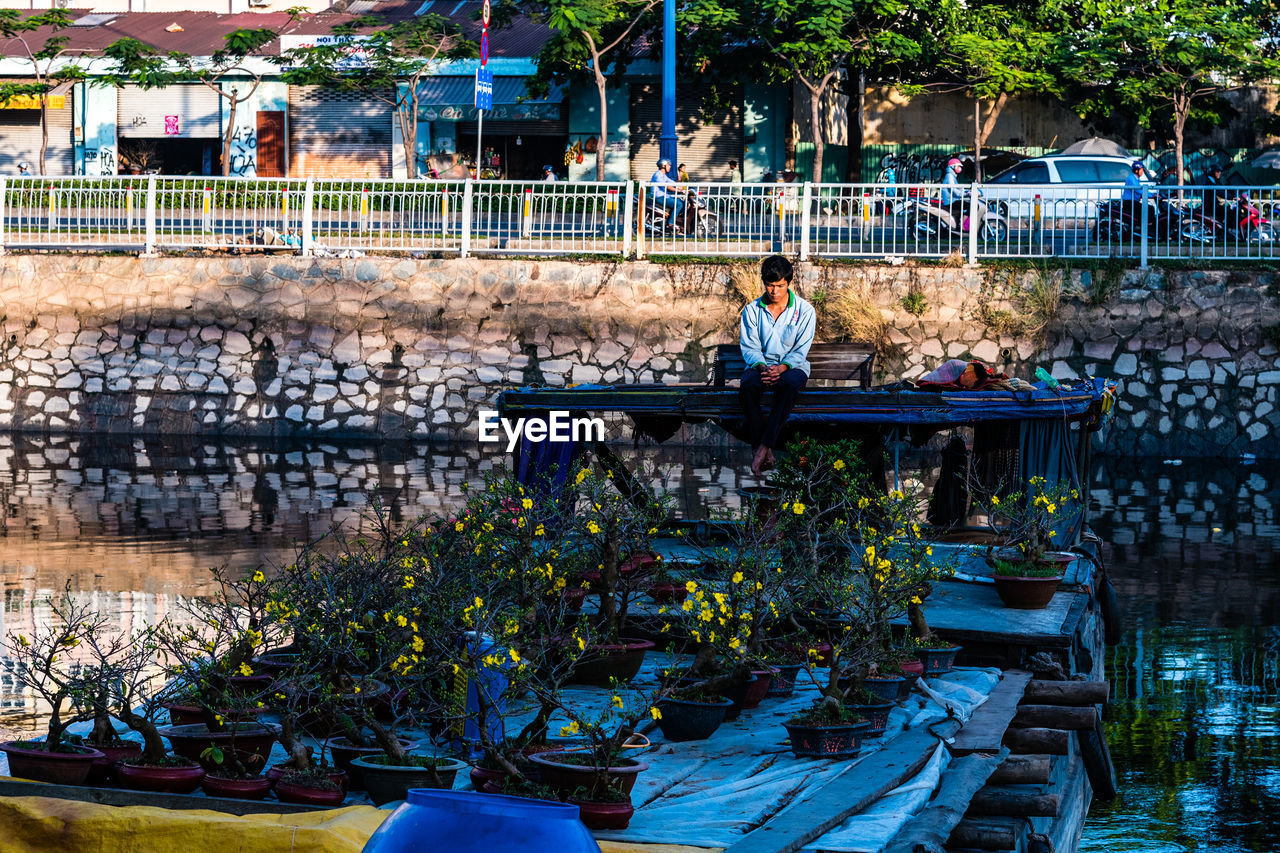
739;368;808;449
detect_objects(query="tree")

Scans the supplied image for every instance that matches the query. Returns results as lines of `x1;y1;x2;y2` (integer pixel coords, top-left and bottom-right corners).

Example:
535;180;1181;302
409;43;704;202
0;10;87;176
1061;0;1279;185
102;29;279;177
280;14;472;179
908;1;1063;179
683;0;933;183
523;0;658;181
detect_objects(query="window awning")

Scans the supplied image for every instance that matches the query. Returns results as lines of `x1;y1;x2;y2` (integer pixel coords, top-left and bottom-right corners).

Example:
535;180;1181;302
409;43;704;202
0;80;73;110
415;76;563;122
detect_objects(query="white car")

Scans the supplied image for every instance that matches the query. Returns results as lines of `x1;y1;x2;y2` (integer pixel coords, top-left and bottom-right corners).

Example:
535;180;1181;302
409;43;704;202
983;155;1152;221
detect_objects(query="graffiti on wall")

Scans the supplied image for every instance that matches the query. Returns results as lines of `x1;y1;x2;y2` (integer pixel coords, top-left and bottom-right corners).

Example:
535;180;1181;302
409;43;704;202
84;146;117;176
229;124;257;177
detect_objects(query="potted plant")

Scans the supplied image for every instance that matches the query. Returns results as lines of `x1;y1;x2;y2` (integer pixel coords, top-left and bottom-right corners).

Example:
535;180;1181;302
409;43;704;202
653;685;734;742
562;468;669;686
977;476;1080;610
526;678;661;830
784;701;871;759
840;684;896;738
110;628;207;794
646;560;691;604
151;567;281;771
199;743;271;800
0;587;108;785
914;636;964;677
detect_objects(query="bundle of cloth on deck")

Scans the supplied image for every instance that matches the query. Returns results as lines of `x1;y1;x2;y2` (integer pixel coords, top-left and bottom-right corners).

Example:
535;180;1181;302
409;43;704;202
528;655;1002;852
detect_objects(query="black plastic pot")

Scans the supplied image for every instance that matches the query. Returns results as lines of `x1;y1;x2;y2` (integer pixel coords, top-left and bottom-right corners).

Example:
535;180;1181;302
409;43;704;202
844;701;895;737
655;696;734;742
917;645;963;676
783;719;871;759
862;675;905;702
765;664;803;698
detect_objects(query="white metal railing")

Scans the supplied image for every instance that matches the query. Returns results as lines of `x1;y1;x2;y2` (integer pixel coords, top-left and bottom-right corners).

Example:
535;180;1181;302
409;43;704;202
1;176;1277;263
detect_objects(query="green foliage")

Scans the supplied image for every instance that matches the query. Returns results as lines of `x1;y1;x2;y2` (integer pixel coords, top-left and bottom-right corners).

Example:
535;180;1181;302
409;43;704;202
900;289;927;316
975;475;1080;568
681;0;936;181
992;558;1063;578
1059;0;1280;182
280;14;474;178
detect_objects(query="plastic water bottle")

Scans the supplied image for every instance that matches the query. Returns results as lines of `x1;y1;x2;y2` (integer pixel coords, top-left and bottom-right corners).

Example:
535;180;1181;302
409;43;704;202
1034;367;1061;390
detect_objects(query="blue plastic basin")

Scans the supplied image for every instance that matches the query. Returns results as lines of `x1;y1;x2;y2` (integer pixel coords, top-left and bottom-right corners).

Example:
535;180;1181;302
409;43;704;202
362;788;599;853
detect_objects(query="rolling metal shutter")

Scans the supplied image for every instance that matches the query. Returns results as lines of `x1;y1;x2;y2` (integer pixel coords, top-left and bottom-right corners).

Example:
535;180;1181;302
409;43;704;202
0;102;75;175
118;85;221;139
629;83;742;181
288;86;391;179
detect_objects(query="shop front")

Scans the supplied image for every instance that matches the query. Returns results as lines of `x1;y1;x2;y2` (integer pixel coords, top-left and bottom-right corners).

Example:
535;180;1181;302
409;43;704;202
415;76;566;180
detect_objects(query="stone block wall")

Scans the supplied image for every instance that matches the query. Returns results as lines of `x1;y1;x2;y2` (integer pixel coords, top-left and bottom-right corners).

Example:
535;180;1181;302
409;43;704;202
0;256;1276;456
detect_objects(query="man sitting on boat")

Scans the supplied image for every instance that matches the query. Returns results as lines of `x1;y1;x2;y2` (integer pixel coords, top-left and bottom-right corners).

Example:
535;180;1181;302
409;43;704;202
739;255;817;476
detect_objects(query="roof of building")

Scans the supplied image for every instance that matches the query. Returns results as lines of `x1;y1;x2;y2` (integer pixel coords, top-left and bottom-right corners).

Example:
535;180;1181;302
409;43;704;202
1;2;552;59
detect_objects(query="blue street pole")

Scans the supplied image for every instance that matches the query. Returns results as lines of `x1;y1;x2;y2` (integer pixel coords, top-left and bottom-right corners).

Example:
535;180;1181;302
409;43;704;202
659;0;677;165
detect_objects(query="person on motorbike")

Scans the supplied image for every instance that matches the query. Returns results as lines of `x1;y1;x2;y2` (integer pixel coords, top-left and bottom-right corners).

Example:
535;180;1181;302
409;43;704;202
1200;164;1226;222
931;157;966;231
1122;161;1151;224
650;158;686;231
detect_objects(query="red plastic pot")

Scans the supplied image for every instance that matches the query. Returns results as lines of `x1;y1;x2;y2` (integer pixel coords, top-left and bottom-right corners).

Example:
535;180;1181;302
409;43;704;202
266;763;348;793
561;586;586;611
648;583;689;604
276;777;346;806
993;573;1064;609
528;752;648;796
570;797;635;830
0;741;103;786
327;736;417;788
570;638;655;686
162;703;263;727
116;759;206;793
202;773;272;800
86;740;144;784
740;669;777;710
158;722;280;770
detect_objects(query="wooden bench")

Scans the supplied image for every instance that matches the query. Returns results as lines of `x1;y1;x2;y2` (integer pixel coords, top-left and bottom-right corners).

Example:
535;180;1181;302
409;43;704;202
711;342;876;388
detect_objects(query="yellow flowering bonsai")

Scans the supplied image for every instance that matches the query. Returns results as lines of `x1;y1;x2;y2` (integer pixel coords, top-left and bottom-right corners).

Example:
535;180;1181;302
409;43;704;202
975;476;1081;575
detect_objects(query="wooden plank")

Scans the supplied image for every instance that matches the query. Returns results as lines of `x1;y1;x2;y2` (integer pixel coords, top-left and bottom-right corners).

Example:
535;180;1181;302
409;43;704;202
891;584;1078;647
0;779;332;815
882;747;1008;853
951;669;1034;757
968;786;1060;817
1003;728;1070;756
988;754;1052;785
950;816;1026;851
1012;704;1099;730
1022;680;1109;705
721;719;961;853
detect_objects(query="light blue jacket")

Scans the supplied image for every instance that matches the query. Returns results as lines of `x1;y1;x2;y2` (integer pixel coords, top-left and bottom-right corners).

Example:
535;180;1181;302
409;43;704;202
739;289;816;376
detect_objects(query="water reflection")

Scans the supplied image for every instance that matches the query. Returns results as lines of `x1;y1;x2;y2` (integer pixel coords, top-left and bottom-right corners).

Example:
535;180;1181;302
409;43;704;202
1082;457;1280;853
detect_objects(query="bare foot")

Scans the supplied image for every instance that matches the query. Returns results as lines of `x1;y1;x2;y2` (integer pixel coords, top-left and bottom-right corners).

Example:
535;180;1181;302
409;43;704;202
751;445;768;476
762;447;776;472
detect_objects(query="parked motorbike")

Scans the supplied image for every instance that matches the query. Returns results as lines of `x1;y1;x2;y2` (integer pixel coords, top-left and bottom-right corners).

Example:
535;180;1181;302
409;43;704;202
902;191;1008;243
1218;193;1276;243
1094;196;1218;244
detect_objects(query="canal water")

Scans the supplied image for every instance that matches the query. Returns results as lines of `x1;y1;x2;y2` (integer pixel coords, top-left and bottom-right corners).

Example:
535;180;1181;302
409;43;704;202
0;434;1275;852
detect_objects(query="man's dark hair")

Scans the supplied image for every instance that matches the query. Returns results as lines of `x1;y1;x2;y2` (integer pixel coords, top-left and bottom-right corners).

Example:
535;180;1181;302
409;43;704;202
729;159;738;168
761;254;793;284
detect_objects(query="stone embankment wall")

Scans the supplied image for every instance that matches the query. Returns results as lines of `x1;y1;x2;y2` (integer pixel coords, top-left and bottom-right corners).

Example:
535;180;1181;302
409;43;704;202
0;256;1275;456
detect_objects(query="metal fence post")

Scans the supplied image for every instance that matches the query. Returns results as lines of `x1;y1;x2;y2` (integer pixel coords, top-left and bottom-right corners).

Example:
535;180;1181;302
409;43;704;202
967;182;980;263
1139;183;1150;268
799;182;812;261
460;179;474;258
144;175;156;255
622;180;634;259
0;177;7;255
301;178;315;257
635;182;645;260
